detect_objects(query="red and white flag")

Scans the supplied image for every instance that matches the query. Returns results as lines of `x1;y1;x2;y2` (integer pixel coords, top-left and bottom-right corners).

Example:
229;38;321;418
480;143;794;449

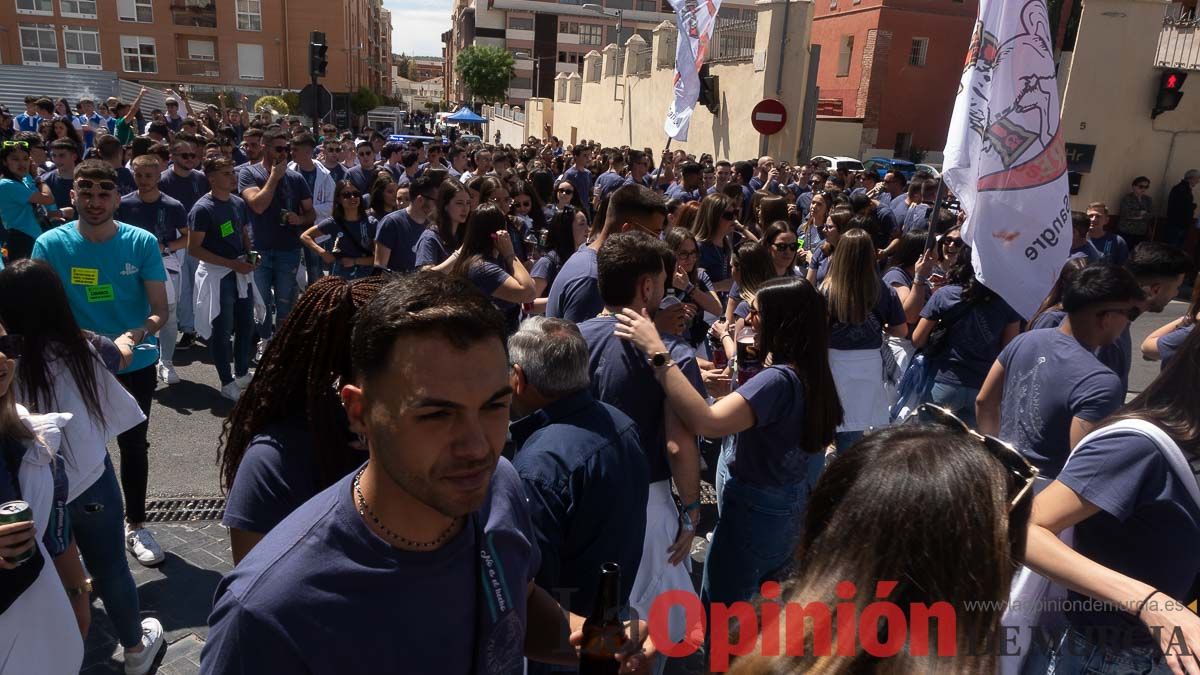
942;0;1070;319
663;0;721;141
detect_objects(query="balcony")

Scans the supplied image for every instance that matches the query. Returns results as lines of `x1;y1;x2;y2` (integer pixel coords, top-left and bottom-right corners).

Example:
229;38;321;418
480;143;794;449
176;58;221;78
171;0;217;28
1155;7;1200;71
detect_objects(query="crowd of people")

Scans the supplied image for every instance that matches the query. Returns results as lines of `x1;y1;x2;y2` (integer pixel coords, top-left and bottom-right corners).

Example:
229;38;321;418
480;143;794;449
0;89;1198;675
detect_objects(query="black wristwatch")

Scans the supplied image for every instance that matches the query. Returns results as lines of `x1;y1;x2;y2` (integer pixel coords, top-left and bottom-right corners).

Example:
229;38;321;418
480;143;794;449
649;351;675;368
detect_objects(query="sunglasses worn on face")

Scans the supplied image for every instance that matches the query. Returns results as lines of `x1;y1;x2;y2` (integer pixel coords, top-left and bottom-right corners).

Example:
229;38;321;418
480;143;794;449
340;192;360;199
76;179;117;191
0;334;23;359
912;404;1039;509
772;242;800;252
943;237;964;247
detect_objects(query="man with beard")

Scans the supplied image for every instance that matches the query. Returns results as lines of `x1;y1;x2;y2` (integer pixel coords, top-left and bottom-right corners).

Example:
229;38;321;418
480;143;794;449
32;159;170;568
201;272;651;674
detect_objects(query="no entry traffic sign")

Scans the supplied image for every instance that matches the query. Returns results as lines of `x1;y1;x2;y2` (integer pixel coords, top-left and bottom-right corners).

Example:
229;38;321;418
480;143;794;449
751;98;788;136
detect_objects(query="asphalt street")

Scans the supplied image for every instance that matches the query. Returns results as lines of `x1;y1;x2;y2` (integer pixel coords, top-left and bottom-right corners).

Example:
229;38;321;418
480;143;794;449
115;295;1191;502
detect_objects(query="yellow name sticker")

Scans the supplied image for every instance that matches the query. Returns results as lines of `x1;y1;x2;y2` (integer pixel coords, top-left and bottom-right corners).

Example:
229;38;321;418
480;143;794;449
85;284;114;303
70;267;99;286
219;220;235;238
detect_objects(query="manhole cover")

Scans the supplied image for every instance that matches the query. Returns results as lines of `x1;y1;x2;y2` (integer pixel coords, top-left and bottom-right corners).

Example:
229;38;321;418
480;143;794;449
144;497;225;522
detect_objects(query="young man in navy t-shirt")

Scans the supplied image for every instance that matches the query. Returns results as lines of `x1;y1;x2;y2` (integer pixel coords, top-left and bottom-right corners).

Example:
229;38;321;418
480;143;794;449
977;264;1143;479
160;134;210;349
202;273;650;674
238;129;313;347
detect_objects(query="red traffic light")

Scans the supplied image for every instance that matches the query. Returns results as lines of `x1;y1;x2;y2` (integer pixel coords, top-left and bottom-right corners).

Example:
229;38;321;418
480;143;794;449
1166;73;1180;89
1153;69;1187;118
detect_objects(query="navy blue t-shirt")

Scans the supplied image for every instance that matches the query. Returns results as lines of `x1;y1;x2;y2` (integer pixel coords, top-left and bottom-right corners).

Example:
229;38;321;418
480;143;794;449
1058;429;1200;637
159;168;209;212
1089;232;1130;266
546;246;602;323
188;193;248;261
808;246;833;286
202;458;539;675
222;418;366;535
1069;240;1102;264
579;315;704;483
414;228;450;268
920;284;1022;388
1159;324;1193;370
530;251;564;295
729;364;821;487
315;215;375;259
375;208;428;273
1030;309;1131;392
116;192;187;247
115;166;136;196
41;168;74;209
697;240;729;284
997;329;1124;478
827;279;905;351
237;163;312;251
467;259;518;333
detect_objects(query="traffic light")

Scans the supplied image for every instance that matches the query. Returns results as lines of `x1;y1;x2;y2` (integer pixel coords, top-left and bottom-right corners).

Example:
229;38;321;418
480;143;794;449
1152;69;1186;118
698;63;720;115
309;31;328;79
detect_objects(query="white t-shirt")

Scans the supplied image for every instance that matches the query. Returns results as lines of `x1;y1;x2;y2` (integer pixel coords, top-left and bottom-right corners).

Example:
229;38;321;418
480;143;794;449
17;344;145;502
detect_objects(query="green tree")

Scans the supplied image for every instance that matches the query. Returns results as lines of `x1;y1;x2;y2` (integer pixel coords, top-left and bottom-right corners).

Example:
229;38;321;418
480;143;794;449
351;87;382;116
253;95;290;114
455;45;514;104
281;91;301;115
394;53;415;80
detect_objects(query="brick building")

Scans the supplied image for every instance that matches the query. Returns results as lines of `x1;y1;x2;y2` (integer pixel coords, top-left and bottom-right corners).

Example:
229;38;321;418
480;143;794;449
0;0;391;99
810;0;976;160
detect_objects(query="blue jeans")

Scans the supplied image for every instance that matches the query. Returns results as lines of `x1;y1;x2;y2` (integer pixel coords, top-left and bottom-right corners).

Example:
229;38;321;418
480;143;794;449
210;273;254;385
714;436;733;516
702;459;824;606
1020;625;1172;675
927;380;980;427
252;248;301;340
177;253;200;333
68;457;142;648
303;246;327;288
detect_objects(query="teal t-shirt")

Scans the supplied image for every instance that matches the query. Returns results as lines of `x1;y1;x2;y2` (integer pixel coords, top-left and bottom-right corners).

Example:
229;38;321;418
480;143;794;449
0;176;43;239
32;222;167;373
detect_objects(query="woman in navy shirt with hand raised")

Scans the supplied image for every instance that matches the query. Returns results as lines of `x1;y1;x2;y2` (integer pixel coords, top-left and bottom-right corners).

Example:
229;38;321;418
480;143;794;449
615;275;843;605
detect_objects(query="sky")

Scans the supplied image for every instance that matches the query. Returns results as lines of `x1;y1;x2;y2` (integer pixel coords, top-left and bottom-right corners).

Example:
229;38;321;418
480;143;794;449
385;0;454;58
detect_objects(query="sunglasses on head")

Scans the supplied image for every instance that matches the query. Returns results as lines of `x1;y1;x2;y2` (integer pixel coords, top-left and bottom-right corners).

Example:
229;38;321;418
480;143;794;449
76;179;117;191
0;334;23;359
3;140;30;149
911;404;1039;509
772;242;800;252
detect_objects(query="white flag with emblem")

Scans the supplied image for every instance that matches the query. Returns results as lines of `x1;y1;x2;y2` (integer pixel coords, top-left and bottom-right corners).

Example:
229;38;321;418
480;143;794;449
941;0;1070;319
663;0;722;141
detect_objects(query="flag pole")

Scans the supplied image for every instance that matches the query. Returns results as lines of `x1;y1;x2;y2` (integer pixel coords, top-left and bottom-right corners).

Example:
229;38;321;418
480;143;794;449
651;137;673;187
924;176;947;251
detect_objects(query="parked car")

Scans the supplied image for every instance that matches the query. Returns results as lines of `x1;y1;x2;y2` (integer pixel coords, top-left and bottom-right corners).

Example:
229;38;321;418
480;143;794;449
863;157;917;180
810;155;865;173
916;163;942;178
460;134;482;144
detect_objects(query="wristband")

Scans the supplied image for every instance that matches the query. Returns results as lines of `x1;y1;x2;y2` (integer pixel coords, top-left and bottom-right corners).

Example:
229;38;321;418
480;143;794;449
1136;589;1160;618
679;500;701;514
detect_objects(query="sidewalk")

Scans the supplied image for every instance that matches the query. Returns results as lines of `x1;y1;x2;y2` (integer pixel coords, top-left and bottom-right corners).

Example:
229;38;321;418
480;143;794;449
81;521;230;675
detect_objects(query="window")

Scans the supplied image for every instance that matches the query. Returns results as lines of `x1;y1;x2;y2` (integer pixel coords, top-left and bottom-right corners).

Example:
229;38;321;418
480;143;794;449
236;0;261;31
120;35;157;73
237;43;264;80
20;24;58;66
171;0;217;28
579;24;602;46
509;76;531;90
63;26;101;69
118;0;152;22
60;0;96;18
559;21;578;34
16;0;52;14
909;37;929;67
508;16;533;31
837;34;853;76
187;39;215;60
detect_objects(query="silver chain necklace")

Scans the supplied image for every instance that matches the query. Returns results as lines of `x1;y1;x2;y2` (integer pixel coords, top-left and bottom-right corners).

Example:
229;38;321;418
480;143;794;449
352;467;459;549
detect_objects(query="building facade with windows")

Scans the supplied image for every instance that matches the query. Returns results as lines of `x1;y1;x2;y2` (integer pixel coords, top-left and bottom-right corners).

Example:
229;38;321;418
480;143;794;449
809;0;976;160
442;0;758;106
0;0;392;98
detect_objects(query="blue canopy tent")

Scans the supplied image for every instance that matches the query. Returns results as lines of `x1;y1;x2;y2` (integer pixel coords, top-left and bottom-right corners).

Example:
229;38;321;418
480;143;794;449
444;106;488;124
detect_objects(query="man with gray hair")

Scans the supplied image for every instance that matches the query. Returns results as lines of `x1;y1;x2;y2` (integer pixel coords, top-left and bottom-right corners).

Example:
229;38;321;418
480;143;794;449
1165;168;1199;249
508;316;650;638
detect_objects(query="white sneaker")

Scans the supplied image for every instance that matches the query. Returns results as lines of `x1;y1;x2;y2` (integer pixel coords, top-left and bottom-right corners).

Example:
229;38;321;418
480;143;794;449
157;361;180;385
234;373;253;390
254;339;269;363
125;526;165;566
123;617;166;675
220;381;243;402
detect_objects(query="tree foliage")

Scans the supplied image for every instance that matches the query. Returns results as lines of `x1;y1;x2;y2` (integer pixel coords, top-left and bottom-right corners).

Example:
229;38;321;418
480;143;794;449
351;87;382;116
253;95;290;114
455;45;514;104
394;53;415;80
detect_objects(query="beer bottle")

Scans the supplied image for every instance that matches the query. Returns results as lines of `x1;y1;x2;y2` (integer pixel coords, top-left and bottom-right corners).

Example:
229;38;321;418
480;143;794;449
579;562;624;675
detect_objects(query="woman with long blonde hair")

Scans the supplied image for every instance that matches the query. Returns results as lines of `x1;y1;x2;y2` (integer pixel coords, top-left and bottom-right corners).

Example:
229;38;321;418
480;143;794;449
822;228;906;451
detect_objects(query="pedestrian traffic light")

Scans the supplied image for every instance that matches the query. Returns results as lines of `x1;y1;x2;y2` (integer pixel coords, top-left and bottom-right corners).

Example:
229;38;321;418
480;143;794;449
309;31;328;79
1152;69;1186;118
698;64;720;115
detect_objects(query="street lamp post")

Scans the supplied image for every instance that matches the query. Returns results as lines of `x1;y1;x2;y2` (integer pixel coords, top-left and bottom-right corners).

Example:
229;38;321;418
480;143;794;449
514;52;557;99
582;3;623;100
